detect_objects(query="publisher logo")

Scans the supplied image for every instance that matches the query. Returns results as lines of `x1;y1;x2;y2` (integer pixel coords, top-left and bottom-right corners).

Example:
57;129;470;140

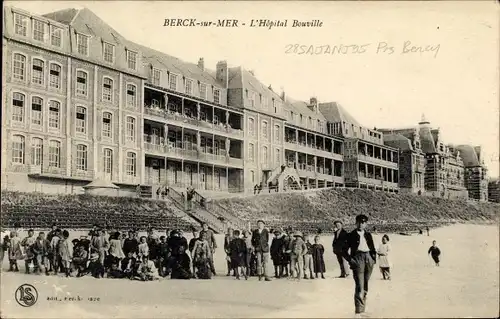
15;284;38;307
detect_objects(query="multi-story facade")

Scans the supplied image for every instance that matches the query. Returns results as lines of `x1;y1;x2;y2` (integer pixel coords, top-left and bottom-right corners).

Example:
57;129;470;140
455;145;489;201
379;115;478;200
488;179;500;203
3;6;492;199
319;102;400;192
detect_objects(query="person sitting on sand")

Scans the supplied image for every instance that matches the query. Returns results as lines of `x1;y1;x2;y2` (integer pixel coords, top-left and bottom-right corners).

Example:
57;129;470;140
428;240;441;266
170;245;192;280
136;256;160;281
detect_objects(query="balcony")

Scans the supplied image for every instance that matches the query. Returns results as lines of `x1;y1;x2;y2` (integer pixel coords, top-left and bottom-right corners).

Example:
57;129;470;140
357;154;398;169
358;176;398;188
284;140;343;160
143;141;244;168
144;107;244;139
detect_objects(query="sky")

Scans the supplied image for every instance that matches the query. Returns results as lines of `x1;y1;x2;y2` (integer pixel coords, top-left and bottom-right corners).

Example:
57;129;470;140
6;1;500;177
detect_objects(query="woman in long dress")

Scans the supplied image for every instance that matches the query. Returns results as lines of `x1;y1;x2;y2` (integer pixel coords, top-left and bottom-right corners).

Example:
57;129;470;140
311;235;326;279
377;234;391;280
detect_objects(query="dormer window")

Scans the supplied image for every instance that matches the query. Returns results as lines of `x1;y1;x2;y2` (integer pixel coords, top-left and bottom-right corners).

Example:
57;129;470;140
76;33;89;56
33;19;46;42
14;13;28;36
103;42;115;63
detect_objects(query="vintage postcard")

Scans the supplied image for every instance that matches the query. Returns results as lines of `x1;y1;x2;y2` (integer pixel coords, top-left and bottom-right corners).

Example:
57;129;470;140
1;1;499;318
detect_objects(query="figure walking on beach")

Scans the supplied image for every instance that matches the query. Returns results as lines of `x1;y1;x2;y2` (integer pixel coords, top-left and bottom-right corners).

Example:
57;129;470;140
428;240;441;266
343;214;377;317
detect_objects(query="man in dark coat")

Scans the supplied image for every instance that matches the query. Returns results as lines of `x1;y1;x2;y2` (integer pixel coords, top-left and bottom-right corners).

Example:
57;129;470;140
342;214;377;317
251;220;272;281
332;220;350;278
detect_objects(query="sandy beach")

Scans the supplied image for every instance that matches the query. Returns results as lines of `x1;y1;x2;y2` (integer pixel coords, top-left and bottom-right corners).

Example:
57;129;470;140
1;223;498;318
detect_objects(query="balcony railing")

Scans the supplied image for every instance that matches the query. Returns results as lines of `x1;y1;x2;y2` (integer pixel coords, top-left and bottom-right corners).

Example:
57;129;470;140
358;154;398;169
144;107;244;138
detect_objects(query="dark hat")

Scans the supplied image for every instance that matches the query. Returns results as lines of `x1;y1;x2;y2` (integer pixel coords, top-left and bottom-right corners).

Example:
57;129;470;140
257;219;265;224
273;228;282;234
355;214;369;223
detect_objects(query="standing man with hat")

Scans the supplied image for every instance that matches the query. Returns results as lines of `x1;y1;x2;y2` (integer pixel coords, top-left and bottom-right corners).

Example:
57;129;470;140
342;214;377;317
332;220;350;278
251;220;272;281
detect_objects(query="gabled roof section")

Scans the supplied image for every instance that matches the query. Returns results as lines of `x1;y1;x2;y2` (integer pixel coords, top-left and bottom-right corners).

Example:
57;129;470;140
135;43;220;87
384;133;414;151
418;125;437;154
42;8;79;25
318;102;362;127
285;97;326;121
231;68;282;101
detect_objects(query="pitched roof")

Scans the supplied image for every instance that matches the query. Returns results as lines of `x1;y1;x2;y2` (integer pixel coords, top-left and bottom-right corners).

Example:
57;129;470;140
285;97;326;121
229;68;281;101
318;102;362;127
418;123;437;154
455;145;481;167
42;7;220;87
42;8;79;25
383;133;414;151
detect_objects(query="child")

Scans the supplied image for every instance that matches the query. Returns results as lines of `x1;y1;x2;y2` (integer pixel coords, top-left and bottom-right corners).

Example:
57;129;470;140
50;229;62;274
108;262;125;279
72;244;89;277
136;256;160;281
138;236;149;259
8;231;22;272
303;234;314;280
170;245;192;280
59;230;73;277
108;232;125;269
229;230;248;280
311;235;326;279
377;234;391;280
270;229;285;278
192;231;211;279
428;240;441;266
282;231;292;277
158;236;169;277
21;229;36;274
121;251;137;279
32;232;51;275
290;231;307;280
188;229;199;278
242;230;255;278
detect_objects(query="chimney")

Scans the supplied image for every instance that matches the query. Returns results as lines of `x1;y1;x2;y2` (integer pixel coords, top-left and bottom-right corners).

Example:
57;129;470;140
474;146;482;162
280;89;286;102
309;97;318;113
197;58;204;71
216;60;228;88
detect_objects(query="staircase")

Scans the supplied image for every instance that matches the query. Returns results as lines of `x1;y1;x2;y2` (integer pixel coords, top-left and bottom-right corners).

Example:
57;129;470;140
138;185;153;198
166;187;227;234
266;165;302;192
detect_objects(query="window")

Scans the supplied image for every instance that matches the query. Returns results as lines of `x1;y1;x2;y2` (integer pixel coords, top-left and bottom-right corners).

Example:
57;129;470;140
48;140;61;168
250;170;255;183
248;143;255;161
102;77;113;102
153;69;161;86
261;121;268;139
104;148;113;175
31;138;43;166
32;59;44;85
213;88;220;104
13;53;26;81
261;146;268;164
103;42;115;63
14;13;28;36
49;63;61;89
12;135;25;164
126;152;136;176
126;117;136;142
76;71;88;96
249;92;255;107
275;148;281;165
12;92;25;122
50;26;62;47
76;106;86;134
169;74;178;90
274;125;280;142
126;84;136;107
127;50;137;70
262;97;268;109
76;33;89;55
199;83;207;99
31;97;43;126
185;79;193;95
33;20;45;42
102;112;112;138
76;144;88;171
248;118;255;136
48;100;60;129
